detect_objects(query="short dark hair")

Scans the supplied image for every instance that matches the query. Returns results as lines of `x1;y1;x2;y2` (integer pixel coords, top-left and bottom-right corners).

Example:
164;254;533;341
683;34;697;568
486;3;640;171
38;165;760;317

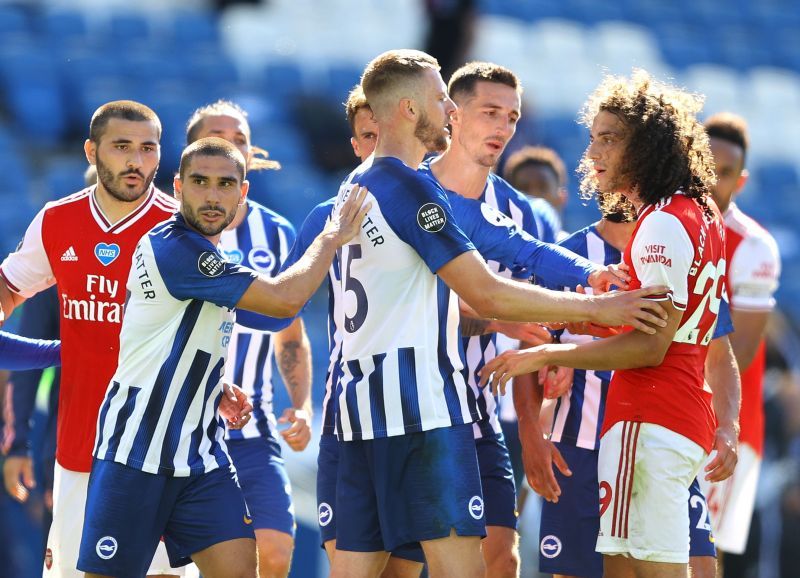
503;146;567;188
345;84;372;134
704;112;749;164
361;49;440;119
448;61;521;104
89;100;161;143
179;137;246;182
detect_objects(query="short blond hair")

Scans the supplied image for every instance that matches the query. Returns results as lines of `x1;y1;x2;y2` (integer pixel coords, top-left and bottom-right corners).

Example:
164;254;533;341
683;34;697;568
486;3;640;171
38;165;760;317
361;50;440;120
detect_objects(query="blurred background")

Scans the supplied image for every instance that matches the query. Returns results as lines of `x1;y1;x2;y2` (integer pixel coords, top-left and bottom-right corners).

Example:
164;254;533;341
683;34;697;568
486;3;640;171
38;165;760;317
0;0;798;576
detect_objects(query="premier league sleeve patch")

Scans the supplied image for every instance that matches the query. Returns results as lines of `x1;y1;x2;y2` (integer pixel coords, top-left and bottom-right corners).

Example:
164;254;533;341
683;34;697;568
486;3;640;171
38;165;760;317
198;251;225;277
417;203;447;233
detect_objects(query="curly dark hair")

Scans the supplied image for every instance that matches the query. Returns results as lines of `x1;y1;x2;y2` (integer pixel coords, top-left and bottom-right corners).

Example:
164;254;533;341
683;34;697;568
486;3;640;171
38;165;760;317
577;70;716;219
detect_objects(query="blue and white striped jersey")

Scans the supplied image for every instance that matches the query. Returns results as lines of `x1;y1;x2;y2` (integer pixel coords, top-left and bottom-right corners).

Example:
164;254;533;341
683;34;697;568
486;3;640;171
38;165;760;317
219;200;296;441
545;225;618;450
333;156;478;441
93;215;257;476
529;197;562;244
282;198;339;438
419;161;539;439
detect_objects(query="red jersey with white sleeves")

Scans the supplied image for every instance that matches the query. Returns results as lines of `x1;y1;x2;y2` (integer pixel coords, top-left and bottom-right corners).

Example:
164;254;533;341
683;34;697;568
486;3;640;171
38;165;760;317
724;203;780;455
0;186;177;472
601;193;726;453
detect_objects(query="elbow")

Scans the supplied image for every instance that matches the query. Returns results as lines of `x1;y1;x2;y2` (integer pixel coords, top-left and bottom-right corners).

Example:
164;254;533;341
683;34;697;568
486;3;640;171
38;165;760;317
643;344;669;367
275;299;303;319
467;293;497;319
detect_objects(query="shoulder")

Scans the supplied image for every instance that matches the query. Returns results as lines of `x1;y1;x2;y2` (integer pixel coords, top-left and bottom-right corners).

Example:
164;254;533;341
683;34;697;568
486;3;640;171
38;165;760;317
490;173;528;205
245;200;295;235
152;188;179;213
726;205;778;252
43;188;92;216
558;225;592;250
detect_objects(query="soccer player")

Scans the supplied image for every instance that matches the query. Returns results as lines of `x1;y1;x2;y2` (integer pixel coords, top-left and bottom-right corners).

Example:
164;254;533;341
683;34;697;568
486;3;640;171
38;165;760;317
503;145;568;240
514;197;739;578
329;51;668;578
76;137;368;577
420;61;629;578
481;70;729;578
186;100;311;578
0;101;179;578
697;113;781;562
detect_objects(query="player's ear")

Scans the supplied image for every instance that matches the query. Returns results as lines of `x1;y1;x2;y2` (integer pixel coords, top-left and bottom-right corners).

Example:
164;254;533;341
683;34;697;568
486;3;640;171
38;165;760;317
735;169;749;193
84;139;96;165
350;137;360;158
173;174;183;201
239;179;249;206
400;97;416;122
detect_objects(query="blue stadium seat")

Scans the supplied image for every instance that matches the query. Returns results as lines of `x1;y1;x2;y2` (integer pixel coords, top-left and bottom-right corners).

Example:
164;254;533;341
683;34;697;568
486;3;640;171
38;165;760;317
44;158;92;200
754;162;799;193
262;61;306;101
38;8;89;46
319;65;362;104
108;12;152;42
169;9;220;49
0;5;31;36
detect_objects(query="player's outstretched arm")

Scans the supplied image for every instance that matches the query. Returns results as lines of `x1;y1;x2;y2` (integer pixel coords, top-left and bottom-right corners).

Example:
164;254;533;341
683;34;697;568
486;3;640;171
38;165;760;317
236;186;371;318
704;335;741;482
438;251;668;331
480;299;684;395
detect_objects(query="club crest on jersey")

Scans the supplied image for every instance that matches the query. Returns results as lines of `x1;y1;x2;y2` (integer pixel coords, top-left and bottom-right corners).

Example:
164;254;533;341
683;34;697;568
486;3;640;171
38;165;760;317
96;536;118;560
198;251;225;277
318;502;333;527
468;496;484;520
45;548;53;569
540;535;562;558
223;249;244;264
94;243;120;266
417;203;446;233
248;247;276;273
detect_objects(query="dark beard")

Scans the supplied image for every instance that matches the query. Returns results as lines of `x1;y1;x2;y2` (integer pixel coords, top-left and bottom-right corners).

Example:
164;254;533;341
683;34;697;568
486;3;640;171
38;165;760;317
415;111;448;153
95;151;157;203
182;202;237;237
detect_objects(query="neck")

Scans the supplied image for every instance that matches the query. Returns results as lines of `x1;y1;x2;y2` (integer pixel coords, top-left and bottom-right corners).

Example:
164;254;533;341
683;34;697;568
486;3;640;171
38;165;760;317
225;200;248;231
430;145;490;199
373;124;427;169
93;183;150;225
595;218;637;252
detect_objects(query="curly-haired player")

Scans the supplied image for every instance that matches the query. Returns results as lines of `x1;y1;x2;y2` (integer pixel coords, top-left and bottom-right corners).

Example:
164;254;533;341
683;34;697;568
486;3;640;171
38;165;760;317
481;70;733;578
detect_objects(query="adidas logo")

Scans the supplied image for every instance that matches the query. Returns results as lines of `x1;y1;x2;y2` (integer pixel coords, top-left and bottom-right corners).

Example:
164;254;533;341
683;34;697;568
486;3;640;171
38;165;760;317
60;246;78;262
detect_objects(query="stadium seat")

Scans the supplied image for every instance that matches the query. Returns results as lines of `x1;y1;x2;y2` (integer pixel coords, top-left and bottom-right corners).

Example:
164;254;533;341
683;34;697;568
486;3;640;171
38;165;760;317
590;21;664;75
684;64;745;115
0;5;31;36
471;16;528;69
262;61;307;102
169;9;219;49
38;8;90;45
44;158;91;200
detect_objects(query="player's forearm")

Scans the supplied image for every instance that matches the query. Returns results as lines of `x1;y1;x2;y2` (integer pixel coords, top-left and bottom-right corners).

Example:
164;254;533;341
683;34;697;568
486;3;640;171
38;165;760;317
239;232;337;317
0;281;24;323
706;337;741;433
513;370;544;429
480;277;599;324
728;331;761;372
275;319;312;413
516;240;594;289
539;330;671;372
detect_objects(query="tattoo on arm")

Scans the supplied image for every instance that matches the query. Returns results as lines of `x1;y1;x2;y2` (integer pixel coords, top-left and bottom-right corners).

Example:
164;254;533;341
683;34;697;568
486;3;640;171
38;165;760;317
278;341;302;392
461;317;491;337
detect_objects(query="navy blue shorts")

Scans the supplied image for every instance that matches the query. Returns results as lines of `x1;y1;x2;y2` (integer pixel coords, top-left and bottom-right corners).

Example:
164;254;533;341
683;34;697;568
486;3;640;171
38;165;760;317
227;436;295;536
336;424;485;553
317;434;425;562
476;431;518;529
688;477;717;558
539;443;603;578
78;459;254;578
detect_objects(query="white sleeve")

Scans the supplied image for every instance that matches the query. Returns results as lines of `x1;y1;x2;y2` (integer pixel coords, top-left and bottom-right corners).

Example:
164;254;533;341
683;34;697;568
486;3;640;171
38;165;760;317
631;211;694;310
729;231;780;311
0;207;55;297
